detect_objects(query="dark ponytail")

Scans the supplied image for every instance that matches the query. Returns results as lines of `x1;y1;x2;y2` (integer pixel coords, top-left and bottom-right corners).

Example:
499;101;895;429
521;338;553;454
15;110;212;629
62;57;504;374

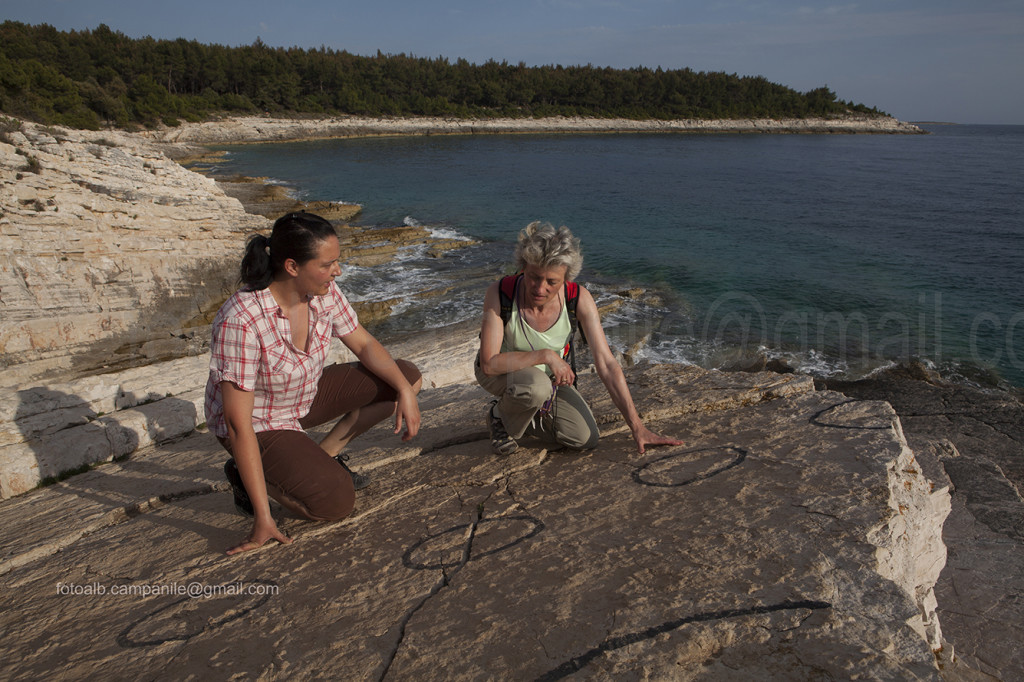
239;234;273;290
239;212;338;290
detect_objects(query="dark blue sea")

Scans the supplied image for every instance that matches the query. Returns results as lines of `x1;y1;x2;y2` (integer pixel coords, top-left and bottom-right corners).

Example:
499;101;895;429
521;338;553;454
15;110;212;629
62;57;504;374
210;124;1024;389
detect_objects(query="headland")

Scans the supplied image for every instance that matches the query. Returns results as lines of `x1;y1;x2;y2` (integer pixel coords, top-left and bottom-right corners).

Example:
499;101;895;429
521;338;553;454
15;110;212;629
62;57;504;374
149;113;926;148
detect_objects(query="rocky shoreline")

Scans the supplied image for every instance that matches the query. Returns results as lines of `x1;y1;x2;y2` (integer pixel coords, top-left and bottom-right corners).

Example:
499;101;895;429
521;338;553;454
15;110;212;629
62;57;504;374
0;118;479;387
1;113;1021;679
821;365;1024;678
0;120;265;388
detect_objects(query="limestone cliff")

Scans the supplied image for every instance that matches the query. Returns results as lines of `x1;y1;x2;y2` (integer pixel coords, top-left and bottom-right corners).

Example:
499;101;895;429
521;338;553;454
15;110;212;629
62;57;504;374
0;118;476;388
0;120;269;388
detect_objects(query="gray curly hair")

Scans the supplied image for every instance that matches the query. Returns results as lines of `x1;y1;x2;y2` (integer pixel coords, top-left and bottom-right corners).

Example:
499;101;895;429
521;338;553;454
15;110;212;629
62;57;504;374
513;221;583;281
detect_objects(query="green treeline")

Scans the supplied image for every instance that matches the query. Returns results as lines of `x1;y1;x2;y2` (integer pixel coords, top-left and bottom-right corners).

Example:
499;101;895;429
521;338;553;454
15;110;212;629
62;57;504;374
0;21;883;130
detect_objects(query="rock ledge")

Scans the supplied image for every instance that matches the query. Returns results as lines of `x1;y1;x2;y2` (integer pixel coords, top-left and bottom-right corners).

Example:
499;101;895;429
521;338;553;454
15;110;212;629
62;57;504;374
0;361;953;680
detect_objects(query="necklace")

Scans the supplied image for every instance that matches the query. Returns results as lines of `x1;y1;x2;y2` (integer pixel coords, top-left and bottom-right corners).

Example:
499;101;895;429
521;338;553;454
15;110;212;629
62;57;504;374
514;277;558;417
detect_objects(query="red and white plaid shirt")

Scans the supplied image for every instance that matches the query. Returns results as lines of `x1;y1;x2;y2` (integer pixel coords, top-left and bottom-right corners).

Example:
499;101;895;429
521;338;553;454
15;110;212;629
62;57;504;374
204;281;359;438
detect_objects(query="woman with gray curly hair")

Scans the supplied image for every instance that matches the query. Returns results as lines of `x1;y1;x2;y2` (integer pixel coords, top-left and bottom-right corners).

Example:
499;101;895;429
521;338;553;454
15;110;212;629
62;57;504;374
476;221;682;455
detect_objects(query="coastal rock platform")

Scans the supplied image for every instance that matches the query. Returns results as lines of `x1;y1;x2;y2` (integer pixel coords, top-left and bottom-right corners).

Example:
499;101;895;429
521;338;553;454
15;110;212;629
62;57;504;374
0;363;955;679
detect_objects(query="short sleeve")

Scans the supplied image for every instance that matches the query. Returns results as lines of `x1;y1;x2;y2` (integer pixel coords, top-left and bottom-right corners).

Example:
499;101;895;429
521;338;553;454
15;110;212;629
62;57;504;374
208;312;261;392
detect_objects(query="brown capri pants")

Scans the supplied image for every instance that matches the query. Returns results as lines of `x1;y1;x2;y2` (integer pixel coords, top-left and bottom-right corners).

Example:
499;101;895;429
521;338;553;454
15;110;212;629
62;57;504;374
219;360;421;522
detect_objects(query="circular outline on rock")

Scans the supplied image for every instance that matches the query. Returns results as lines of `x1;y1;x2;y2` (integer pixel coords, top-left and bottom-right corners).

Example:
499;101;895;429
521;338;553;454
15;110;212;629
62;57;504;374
810;400;891;430
403;514;545;570
116;579;278;648
632;446;748;488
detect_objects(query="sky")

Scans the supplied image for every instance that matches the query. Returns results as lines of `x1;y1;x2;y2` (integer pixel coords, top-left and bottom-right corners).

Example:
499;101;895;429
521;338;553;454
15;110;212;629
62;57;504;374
2;0;1022;124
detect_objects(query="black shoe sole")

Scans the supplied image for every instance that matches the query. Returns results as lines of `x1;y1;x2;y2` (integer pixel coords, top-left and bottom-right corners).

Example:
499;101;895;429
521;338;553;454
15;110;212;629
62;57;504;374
223;460;254;517
488;403;518;456
335;455;372;491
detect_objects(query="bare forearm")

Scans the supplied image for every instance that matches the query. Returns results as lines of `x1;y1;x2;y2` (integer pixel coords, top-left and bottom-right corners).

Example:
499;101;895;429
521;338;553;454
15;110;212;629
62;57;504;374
227;425;273;520
595;358;644;432
479;348;559;377
340;326;421;439
355;336;415;394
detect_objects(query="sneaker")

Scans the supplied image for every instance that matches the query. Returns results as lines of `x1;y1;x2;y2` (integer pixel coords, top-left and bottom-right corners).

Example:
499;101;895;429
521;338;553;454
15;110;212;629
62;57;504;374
488;400;518;456
335;454;371;491
223;459;254;517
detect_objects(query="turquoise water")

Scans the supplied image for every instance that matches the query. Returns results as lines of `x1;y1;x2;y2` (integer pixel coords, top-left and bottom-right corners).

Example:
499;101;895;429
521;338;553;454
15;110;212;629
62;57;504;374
210;124;1024;388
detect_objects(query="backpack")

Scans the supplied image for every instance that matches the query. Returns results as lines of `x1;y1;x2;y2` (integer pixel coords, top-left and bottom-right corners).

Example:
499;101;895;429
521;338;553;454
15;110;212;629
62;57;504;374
497;273;587;386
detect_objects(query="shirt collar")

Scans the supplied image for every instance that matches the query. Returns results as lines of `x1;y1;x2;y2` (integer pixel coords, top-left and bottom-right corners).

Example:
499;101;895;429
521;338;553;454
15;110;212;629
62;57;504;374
254;287;282;316
254;286;326;317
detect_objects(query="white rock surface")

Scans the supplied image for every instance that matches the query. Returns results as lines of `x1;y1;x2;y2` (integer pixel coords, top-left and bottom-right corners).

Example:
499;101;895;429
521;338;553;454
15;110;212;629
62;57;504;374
0;120;268;388
0;364;951;679
0;326;477;499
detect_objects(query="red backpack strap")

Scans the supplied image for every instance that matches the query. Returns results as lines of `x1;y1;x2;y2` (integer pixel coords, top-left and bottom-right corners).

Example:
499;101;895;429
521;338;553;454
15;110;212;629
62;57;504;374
564;281;585;345
562;280;587;387
498;273;522;326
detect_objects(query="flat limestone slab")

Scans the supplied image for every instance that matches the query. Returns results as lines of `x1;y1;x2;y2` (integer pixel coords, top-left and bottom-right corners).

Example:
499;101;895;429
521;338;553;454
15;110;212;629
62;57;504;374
0;366;948;679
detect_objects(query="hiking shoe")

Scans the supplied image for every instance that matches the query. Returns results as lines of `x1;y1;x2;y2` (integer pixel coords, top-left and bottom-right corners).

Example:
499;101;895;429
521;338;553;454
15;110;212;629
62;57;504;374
335;454;371;491
223;459;254;517
488;400;518;455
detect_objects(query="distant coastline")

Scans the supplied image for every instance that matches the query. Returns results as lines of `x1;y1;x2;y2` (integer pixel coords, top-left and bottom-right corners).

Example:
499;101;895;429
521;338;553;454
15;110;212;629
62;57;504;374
147;114;926;150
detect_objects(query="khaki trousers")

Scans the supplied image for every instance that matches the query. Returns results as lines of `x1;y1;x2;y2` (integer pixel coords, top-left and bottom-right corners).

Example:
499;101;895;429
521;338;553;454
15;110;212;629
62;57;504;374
475;356;600;450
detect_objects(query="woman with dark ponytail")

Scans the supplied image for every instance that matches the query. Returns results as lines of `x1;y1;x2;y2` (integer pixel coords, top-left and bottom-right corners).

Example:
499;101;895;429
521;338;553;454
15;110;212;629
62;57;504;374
204;212;422;555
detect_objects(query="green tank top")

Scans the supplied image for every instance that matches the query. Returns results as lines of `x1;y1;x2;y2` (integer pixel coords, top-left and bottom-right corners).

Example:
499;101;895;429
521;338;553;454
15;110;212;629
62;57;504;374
501;291;573;377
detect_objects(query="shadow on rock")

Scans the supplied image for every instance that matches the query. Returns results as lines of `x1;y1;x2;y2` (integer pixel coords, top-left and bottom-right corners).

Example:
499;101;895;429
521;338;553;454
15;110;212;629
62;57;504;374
8;387;226;549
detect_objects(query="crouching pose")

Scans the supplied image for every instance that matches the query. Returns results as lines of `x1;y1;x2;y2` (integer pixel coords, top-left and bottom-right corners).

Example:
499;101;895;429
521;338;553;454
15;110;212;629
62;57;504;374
205;212;421;555
476;221;682;455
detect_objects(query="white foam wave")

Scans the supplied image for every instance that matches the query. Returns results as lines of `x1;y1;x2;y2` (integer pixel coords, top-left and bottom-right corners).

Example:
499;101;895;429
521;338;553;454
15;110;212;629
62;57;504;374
400;216;474;243
787;349;849;378
338;261;437;303
428;226;473;242
334;241;891;384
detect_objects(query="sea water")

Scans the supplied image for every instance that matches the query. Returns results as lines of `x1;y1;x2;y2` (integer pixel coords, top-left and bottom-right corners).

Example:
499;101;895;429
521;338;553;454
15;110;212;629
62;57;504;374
209;124;1024;388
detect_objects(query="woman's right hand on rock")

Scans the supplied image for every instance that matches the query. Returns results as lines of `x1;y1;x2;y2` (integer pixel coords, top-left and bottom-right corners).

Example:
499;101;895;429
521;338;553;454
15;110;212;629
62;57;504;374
226;516;292;555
